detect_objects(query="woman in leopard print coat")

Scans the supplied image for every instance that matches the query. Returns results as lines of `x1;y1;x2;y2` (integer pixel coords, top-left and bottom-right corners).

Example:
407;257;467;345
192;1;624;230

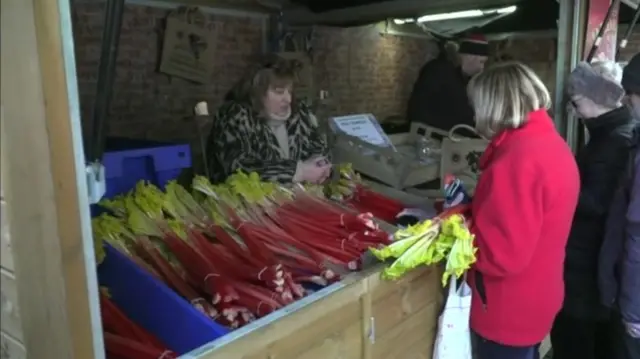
206;55;330;184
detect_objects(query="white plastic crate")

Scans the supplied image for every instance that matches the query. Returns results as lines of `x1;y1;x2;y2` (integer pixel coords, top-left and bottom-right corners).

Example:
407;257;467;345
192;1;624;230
330;115;445;189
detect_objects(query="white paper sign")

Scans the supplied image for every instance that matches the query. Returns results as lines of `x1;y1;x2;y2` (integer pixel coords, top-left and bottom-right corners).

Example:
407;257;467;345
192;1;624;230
330;114;394;149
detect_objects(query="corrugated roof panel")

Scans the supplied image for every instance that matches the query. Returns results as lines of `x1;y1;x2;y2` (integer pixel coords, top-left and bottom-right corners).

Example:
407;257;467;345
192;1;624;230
284;0;524;26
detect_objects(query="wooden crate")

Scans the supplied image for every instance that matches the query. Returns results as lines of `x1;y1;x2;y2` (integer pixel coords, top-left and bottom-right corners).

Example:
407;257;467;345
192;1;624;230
184;266;443;359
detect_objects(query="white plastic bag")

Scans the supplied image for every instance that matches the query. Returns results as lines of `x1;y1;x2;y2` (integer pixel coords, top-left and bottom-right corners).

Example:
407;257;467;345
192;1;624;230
432;275;473;359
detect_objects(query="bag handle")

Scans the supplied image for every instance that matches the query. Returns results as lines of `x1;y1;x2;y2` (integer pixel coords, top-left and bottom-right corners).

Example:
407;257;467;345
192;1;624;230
448;124;489;143
447;275;458;297
449;273;470;295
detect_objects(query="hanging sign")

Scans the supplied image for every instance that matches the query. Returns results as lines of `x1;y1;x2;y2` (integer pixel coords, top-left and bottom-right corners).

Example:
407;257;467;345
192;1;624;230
159;7;215;83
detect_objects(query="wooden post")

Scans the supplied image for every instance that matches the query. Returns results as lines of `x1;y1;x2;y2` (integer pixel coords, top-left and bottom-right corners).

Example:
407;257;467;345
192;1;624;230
1;0;104;358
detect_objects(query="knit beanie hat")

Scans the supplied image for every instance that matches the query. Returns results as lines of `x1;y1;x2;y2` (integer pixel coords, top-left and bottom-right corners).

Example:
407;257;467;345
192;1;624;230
622;52;640;95
566;61;625;108
458;34;489;57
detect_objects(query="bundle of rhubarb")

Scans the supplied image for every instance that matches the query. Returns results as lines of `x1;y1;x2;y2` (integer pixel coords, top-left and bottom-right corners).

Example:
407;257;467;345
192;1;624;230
99;288;176;358
370;204;477;286
323;163;405;223
93;173;393;330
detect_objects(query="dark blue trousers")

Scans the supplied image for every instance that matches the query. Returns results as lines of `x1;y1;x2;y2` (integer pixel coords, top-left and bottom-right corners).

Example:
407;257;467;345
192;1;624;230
473;332;540;359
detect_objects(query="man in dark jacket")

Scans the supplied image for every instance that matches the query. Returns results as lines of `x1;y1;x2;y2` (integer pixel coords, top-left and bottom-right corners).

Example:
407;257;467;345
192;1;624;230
406;35;489;134
551;61;638;359
599;52;640;359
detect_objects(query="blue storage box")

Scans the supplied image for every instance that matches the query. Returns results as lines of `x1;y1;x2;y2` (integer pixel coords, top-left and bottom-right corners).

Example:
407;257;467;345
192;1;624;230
98;243;230;354
102;137;192;199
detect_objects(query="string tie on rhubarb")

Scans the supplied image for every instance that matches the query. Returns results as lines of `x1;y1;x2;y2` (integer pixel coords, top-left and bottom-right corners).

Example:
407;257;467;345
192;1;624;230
190;297;206;306
158;350;174;359
257;266;268;280
204;273;220;283
256;301;266;315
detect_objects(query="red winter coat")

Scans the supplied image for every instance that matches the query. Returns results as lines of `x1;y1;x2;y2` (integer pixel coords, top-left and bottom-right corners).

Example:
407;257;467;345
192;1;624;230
468;109;580;346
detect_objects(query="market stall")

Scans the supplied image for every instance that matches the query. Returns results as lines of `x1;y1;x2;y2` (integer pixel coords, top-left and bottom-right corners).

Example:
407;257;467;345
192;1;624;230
1;2;450;357
7;0;631;357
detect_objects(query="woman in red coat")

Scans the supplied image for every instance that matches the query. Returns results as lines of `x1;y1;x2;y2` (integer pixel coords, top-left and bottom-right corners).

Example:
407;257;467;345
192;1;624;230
466;62;580;359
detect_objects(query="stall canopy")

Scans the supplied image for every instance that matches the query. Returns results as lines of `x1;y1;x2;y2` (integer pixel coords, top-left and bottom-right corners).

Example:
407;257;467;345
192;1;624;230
283;0;524;31
281;0;640;35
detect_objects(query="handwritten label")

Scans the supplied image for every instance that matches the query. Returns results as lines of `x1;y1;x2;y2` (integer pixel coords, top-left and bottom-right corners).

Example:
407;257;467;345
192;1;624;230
331;114;393;148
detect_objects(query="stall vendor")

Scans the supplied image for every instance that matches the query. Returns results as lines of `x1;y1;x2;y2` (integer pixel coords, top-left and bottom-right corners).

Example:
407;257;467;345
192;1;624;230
206;55;331;184
406;34;489;134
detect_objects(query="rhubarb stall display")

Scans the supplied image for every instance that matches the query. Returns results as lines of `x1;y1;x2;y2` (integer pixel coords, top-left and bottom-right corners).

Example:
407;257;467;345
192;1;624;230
179;170;445;358
92;167;446;358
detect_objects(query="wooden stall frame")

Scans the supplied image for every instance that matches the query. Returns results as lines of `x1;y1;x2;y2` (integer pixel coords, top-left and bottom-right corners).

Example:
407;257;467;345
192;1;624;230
181;269;371;358
1;0;104;358
180;264;443;359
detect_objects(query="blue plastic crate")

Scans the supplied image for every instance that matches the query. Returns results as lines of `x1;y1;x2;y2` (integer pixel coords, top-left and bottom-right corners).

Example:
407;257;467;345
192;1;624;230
98;243;230;354
102;137;192;199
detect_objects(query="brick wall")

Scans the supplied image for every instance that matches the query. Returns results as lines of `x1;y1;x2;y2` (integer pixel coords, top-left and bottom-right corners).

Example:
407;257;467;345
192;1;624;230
73;3;266;144
72;2;640;150
72;2;431;149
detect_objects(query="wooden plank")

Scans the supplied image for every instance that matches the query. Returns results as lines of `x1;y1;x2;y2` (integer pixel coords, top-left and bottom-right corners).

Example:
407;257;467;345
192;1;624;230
0;200;13;272
0;270;22;342
263;300;363;359
369;267;440;303
367;267;441;359
371;269;439;337
361;278;373;359
297;319;363;359
1;332;26;359
373;302;439;359
130;0;276;14
0;132;11;273
0;0;103;358
246;299;362;359
188;279;367;359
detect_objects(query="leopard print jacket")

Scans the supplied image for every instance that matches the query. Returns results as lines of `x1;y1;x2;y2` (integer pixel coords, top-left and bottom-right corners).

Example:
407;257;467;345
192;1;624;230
206;100;328;183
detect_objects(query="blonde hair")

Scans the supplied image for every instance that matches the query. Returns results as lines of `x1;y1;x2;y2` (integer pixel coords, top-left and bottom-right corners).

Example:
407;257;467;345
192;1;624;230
467;61;551;138
590;60;624;83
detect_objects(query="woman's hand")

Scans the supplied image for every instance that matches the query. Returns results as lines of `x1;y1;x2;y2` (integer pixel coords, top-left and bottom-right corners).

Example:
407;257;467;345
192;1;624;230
294;158;332;184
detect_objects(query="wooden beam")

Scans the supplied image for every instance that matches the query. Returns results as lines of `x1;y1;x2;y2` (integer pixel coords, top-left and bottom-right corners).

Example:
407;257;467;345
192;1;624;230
282;0;518;26
485;30;558;40
1;0;104;358
127;0;277;15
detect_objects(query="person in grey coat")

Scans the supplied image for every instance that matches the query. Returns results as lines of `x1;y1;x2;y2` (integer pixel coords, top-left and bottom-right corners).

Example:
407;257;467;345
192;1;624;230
551;61;637;359
599;51;640;359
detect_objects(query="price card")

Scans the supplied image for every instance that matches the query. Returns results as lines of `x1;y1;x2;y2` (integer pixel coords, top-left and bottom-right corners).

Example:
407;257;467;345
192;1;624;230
330;114;395;150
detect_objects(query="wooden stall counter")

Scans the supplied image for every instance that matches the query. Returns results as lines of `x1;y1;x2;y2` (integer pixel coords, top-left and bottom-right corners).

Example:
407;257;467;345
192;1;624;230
182;265;443;359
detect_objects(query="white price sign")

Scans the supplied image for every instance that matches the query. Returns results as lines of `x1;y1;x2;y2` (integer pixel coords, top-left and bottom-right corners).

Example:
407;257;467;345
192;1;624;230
330;114;394;149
